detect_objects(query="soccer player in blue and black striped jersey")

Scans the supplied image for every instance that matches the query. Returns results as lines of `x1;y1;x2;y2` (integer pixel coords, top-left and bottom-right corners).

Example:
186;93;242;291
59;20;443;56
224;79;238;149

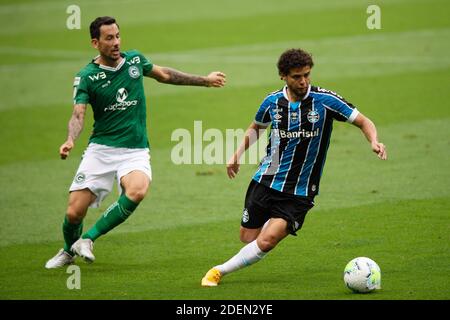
201;48;387;286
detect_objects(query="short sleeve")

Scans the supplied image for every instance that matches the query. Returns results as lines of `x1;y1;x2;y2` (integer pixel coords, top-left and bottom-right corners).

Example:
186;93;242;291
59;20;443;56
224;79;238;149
73;74;89;105
254;97;272;127
139;53;153;75
321;92;359;123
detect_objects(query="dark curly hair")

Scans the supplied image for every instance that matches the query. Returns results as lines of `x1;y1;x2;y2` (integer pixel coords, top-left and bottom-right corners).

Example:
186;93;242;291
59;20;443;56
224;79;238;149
277;48;314;76
90;16;119;39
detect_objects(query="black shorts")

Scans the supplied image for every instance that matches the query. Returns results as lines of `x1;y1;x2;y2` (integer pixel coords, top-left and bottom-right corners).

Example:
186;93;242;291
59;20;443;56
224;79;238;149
241;180;314;236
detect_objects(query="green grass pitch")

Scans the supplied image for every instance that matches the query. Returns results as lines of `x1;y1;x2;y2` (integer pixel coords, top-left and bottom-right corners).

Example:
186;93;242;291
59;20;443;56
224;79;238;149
0;0;449;300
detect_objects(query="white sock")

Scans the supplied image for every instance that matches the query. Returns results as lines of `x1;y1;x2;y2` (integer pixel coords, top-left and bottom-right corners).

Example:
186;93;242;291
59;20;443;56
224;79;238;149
215;240;267;275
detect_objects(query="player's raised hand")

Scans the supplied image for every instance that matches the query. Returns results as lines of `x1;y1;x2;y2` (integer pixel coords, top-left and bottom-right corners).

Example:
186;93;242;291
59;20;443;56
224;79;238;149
60;140;74;160
206;71;226;88
371;141;387;160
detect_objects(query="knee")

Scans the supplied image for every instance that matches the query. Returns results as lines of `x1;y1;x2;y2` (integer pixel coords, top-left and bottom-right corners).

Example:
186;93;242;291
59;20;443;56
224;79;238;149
66;208;83;224
126;188;148;203
257;236;278;252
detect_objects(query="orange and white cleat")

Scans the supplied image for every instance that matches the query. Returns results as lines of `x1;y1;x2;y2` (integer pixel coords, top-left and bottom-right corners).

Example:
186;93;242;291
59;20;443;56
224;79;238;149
201;268;222;287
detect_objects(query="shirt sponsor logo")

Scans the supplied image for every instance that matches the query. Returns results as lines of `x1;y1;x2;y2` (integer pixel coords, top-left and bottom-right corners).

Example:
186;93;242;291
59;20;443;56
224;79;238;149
316;86;344;100
116;88;128;102
104;88;138;111
278;128;320;139
127;56;141;65
88;72;107;81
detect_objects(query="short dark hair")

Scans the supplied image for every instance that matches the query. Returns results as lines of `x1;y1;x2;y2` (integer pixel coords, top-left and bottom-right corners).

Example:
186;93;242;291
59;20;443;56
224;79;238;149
277;48;314;76
89;16;119;39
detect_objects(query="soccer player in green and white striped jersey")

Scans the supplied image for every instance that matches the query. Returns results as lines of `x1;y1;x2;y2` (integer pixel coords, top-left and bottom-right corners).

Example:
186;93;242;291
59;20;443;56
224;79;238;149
45;16;226;268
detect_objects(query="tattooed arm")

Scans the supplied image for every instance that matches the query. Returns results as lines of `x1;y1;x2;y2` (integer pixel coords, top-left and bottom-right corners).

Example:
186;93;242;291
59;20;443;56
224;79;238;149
147;65;226;87
59;104;87;159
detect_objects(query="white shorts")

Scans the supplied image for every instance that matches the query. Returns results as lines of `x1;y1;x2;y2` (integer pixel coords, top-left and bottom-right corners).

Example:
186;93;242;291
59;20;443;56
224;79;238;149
69;143;152;208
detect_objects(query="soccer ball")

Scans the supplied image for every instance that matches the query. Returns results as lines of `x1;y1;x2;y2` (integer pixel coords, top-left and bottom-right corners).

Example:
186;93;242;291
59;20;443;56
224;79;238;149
343;257;381;293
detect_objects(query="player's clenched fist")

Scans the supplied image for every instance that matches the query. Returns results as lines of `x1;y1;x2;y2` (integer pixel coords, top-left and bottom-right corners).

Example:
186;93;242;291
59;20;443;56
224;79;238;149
59;140;74;159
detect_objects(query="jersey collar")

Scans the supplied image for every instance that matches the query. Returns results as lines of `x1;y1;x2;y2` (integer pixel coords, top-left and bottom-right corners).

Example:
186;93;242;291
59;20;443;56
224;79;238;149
283;84;311;102
92;54;126;72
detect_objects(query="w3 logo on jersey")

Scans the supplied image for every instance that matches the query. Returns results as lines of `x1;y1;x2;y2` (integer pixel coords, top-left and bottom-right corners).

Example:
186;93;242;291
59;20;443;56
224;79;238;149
127;56;141;65
88;72;107;81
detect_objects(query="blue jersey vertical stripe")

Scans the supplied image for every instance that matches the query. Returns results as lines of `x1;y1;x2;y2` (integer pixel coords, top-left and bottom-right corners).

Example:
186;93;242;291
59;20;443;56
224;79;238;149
303;107;327;196
295;100;322;195
253;95;282;183
271;101;300;191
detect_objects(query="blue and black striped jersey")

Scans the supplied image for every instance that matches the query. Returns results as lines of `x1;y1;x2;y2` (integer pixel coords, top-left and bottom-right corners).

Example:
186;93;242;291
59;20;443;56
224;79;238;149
252;85;359;198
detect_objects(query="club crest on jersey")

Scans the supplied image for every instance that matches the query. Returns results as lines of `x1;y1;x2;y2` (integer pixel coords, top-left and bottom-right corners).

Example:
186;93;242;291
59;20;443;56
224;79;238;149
128;66;140;79
242;208;249;223
307;110;320;123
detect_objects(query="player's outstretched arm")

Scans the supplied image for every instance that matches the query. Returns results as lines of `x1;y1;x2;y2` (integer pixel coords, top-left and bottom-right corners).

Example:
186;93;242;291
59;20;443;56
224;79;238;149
60;104;87;160
147;64;226;87
352;113;387;160
227;122;267;179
